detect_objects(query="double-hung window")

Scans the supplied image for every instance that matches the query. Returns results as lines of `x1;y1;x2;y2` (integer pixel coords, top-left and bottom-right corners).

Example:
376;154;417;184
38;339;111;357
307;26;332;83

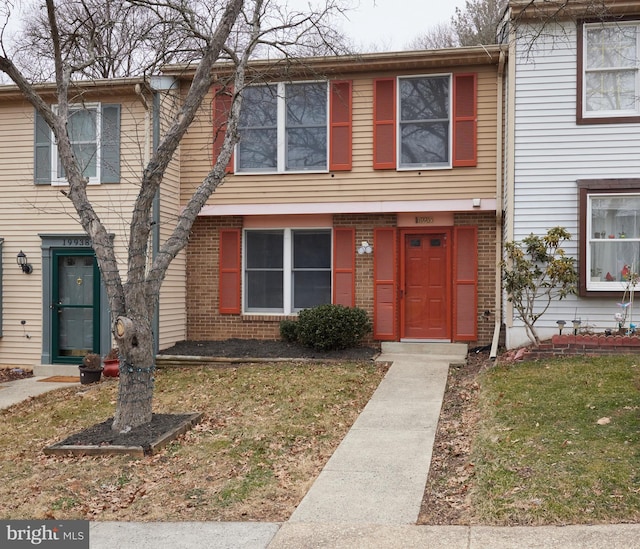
580;21;640;121
373;73;476;170
399;75;450;168
34;103;121;185
579;181;640;294
237;82;328;173
244;229;332;313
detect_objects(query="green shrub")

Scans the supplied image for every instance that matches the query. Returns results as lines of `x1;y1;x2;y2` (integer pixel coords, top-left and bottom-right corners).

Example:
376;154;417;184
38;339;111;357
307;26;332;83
296;304;372;351
279;319;299;343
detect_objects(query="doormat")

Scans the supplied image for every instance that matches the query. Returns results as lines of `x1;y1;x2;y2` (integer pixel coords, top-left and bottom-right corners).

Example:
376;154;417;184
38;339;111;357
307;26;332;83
38;376;80;383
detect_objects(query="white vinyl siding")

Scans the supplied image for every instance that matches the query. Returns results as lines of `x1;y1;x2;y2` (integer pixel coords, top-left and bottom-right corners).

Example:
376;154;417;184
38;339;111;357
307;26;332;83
510;21;640;340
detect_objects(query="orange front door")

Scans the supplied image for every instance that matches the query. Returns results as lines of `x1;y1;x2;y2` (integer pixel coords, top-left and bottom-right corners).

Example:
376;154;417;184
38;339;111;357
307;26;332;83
402;232;450;340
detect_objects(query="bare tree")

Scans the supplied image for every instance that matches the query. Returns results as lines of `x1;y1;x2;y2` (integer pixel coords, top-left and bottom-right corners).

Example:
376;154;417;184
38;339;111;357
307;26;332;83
406;22;456;50
410;0;507;49
0;0;348;432
11;0;191;80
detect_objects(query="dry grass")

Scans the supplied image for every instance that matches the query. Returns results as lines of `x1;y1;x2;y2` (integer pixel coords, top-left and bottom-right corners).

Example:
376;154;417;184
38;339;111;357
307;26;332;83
0;361;387;522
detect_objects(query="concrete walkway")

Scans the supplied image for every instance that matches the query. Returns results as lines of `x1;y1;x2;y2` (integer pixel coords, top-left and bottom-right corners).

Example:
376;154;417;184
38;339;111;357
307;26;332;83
0;375;79;409
3;345;640;548
284;341;463;525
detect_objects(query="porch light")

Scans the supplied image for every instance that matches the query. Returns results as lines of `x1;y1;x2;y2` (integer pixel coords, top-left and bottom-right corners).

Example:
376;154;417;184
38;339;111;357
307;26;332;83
556;320;566;335
16;251;32;274
357;241;373;255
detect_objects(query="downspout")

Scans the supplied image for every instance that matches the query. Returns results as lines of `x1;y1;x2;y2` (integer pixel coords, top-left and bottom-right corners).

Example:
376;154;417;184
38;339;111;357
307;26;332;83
491;48;507;360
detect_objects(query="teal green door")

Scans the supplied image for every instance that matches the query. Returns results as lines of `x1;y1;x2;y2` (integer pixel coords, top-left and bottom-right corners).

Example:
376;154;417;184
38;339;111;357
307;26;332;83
52;251;100;363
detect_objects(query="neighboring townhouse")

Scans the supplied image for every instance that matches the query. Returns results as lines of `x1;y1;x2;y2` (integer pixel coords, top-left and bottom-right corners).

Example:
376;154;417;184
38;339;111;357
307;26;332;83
503;0;640;348
0;78;187;371
170;46;505;347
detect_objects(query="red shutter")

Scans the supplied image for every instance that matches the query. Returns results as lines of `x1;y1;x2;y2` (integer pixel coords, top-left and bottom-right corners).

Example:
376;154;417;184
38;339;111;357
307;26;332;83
219;229;241;314
374;227;397;340
333;228;355;306
212;86;234;173
373;78;396;170
453;226;478;341
453;73;477;167
330;80;352;171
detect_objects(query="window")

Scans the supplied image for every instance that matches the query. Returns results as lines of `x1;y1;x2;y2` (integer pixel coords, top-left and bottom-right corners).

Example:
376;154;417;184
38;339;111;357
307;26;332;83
244;229;331;313
34;103;120;185
578;180;640;294
579;21;640;122
237;82;328;173
399;75;450;168
373;73;476;170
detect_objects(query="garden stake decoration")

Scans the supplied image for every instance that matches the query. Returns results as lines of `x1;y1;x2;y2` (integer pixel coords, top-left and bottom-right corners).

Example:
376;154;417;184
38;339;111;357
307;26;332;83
615;265;639;334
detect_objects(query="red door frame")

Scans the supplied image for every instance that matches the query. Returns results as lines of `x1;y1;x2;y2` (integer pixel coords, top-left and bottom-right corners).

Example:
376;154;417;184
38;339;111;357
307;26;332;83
399;227;453;340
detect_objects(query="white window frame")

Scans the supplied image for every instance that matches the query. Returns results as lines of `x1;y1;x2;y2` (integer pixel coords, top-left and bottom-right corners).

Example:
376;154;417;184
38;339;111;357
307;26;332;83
582;22;640;119
51;102;102;186
397;73;452;171
586;191;640;292
236;81;329;175
243;228;332;314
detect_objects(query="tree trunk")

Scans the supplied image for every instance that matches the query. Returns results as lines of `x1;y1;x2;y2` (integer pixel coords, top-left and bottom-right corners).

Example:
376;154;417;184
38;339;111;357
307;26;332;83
111;315;155;432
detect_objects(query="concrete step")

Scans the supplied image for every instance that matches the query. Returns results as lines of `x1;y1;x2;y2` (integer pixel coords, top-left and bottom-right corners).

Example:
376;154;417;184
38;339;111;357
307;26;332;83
33;363;82;377
380;341;468;362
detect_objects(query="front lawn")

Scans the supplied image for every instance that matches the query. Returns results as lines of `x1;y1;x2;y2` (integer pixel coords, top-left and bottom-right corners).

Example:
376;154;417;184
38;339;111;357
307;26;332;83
472;355;640;525
0;361;386;522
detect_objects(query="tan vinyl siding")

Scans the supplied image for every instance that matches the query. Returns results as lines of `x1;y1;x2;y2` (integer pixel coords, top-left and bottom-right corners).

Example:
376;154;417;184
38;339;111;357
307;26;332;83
180;65;499;207
157;88;187;350
0;95;148;368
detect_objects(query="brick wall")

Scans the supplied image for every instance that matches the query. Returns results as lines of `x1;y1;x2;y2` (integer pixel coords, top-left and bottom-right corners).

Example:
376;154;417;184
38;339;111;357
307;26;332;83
186;212;497;345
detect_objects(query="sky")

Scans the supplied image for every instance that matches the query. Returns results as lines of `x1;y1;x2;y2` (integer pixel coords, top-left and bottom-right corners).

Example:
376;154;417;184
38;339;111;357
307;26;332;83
330;0;469;50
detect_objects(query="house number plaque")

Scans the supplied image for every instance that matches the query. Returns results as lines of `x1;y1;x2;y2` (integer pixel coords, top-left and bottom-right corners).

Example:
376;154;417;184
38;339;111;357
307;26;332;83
415;216;434;224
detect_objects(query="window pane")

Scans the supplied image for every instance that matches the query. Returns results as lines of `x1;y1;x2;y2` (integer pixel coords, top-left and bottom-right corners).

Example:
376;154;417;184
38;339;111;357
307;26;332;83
586;25;636;69
247;271;284;309
285;83;327;171
293;271;331;309
237;128;277;170
286;83;327;126
246;231;283;269
292;230;331;310
400;122;449;166
585;71;636;112
286;128;327;170
238;85;277;171
74;143;98;177
293;231;331;268
68;109;97;141
400;77;449;121
589;194;640;285
245;230;283;311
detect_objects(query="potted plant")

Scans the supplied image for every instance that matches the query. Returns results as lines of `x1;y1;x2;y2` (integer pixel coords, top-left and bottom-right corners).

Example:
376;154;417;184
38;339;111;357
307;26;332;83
79;353;103;384
102;347;120;378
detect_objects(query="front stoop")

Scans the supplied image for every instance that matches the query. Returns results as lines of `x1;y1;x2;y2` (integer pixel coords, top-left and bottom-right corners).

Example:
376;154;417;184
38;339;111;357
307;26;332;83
380;341;468;364
33;363;83;377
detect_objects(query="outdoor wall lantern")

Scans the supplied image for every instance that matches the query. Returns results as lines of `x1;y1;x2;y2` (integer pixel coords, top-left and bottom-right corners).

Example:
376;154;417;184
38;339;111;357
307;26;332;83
357;241;373;255
17;251;33;274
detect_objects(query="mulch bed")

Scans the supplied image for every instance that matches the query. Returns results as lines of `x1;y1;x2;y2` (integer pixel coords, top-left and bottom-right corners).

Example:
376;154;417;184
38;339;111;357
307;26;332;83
44;413;203;457
160;338;380;361
0;367;33;383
